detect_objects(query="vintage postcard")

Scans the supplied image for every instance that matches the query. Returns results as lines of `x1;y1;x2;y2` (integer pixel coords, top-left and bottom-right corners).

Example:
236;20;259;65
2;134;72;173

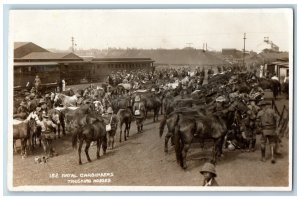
7;8;293;191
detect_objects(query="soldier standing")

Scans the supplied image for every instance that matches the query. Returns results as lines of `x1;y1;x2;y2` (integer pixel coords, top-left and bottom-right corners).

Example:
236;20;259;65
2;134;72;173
34;75;41;94
256;100;281;163
103;107;118;149
133;95;146;134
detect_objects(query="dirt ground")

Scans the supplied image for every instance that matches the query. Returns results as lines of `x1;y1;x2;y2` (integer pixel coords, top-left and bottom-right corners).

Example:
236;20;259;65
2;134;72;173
11;89;291;189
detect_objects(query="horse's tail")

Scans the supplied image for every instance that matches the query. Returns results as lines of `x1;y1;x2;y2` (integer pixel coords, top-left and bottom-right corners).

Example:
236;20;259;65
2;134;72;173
159;115;167;138
174;115;183;167
72;130;78;150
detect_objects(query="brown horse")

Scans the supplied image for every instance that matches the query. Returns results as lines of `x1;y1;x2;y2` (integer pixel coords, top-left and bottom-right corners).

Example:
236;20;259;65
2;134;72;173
117;108;133;144
143;94;161;122
13;119;31;156
72;119;107;165
174;100;248;169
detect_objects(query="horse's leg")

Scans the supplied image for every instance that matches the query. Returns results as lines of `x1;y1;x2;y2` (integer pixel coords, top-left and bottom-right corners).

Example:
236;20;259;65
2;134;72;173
181;138;192;170
85;141;92;162
96;139;100;159
78;139;83;165
164;132;172;153
57;124;61;138
13;139;17;153
102;135;107;155
119;123;123;143
112;131;115;149
124;124;127;141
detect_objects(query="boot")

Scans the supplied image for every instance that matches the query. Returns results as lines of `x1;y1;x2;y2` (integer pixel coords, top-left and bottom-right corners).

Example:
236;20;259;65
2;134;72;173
260;145;266;162
251;139;256;152
274;143;282;155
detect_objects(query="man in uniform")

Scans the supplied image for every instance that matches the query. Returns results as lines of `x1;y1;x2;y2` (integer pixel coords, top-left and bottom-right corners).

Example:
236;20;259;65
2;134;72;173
39;113;58;157
245;98;261;151
256;100;281;163
103;107;118;149
13;101;29;120
34;75;41;94
133;95;146;134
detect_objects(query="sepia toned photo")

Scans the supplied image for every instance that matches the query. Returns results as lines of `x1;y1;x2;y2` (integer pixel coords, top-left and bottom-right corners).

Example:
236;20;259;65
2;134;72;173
7;8;293;191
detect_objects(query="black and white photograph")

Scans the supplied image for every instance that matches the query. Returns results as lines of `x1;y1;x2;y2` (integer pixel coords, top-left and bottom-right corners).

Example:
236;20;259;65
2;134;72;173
7;8;293;191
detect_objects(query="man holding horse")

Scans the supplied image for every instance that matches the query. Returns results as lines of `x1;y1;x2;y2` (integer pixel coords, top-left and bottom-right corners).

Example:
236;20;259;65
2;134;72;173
256;100;281;163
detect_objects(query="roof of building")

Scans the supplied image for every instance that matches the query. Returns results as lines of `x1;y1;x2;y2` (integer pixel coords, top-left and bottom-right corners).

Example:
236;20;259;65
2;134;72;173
19;52;82;60
14;42;31;50
92;57;154;62
14;62;59;66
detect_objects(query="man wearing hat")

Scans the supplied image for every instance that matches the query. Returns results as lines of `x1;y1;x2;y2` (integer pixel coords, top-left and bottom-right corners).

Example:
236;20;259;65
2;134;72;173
39;98;48;114
200;162;219;186
256;100;280;163
39;113;58;157
103;107;118;149
245;98;261;152
133;95;146;134
13;101;29;120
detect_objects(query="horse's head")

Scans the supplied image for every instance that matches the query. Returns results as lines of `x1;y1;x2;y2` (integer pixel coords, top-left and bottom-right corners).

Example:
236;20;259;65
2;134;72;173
53;93;60;103
28;117;39;134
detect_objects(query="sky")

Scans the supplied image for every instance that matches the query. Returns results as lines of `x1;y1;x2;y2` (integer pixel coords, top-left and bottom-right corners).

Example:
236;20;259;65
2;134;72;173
10;9;293;52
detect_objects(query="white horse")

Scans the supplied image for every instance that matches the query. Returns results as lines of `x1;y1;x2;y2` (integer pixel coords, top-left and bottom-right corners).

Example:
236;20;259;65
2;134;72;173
54;93;78;107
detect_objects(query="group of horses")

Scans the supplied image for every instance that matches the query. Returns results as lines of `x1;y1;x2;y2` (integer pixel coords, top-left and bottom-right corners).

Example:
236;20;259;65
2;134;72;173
12;71;287;168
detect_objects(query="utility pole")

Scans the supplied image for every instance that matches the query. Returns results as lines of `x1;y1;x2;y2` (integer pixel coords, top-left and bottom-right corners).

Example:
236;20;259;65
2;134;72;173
243;33;246;69
71;36;75;52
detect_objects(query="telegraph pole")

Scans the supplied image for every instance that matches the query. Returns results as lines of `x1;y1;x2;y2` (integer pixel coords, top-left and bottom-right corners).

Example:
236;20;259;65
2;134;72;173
243;33;246;69
71;36;75;52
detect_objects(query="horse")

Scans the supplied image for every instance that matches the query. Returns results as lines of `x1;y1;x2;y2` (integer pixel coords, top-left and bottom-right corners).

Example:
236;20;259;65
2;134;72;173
159;105;209;153
13;119;31;157
117;108;133;144
143;94;161;122
61;104;92;130
54;93;78;107
174;100;248;169
61;88;75;96
111;97;131;113
72;119;107;165
258;78;281;99
27;116;42;151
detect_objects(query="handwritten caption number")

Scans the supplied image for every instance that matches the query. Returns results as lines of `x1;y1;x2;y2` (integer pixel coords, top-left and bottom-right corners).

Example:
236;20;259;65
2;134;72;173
49;173;59;179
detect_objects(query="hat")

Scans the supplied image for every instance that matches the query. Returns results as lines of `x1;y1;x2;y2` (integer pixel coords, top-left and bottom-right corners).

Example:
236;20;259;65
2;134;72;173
39;99;45;104
216;96;226;102
36;107;41;112
135;95;141;102
200;162;217;177
257;100;271;106
151;88;156;92
20;101;26;106
107;107;113;114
